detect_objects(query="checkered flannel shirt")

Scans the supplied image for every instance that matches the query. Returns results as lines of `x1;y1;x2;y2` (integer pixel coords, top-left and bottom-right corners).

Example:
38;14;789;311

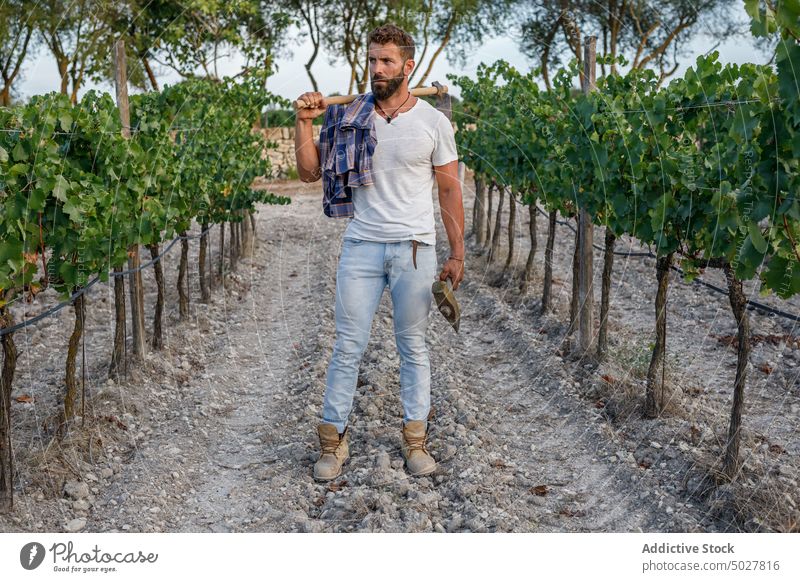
318;92;377;218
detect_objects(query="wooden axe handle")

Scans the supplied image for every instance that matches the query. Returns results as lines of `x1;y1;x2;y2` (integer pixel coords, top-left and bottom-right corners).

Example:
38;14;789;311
293;84;448;110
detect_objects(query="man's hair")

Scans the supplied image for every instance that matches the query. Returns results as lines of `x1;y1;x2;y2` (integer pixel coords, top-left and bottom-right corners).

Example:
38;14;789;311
367;24;415;62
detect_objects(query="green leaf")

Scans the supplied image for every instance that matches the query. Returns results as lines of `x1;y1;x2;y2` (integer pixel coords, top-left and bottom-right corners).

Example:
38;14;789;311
762;255;800;298
9;163;27;178
0;239;22;268
748;222;768;253
29;187;47;211
11;142;27;162
53;175;69;201
0;145;8;163
59;262;77;287
736;235;767;280
743;0;759;20
63;199;83;223
59;112;73;132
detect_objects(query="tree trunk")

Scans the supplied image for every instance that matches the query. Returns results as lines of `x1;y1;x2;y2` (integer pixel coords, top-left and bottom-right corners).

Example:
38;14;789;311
504;190;516;270
58;58;69;95
305;64;319;93
232;219;239;261
484;181;494;250
178;233;189;320
218;223;225;279
0;85;10;107
471;176;478;237
541;210;557;313
645;253;673;418
488;185;505;264
63;290;85;433
109;267;126;378
473;175;486;244
148;243;165;349
183;234;191;315
722;263;750;479
0;306;17;513
70;82;80;105
142;56;159;91
597;229;616;359
521;203;538;294
199;221;210;303
568;219;580;337
229;221;237;272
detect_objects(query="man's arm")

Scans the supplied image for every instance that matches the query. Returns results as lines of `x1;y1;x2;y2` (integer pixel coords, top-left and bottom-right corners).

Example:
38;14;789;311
294;91;326;182
295;119;321;182
435;159;465;289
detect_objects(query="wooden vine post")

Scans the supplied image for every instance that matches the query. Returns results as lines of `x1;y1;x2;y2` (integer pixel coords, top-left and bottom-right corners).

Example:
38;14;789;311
114;39;146;361
577;37;597;356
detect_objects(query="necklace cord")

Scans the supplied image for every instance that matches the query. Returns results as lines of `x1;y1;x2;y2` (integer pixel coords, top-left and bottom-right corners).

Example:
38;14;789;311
375;91;412;122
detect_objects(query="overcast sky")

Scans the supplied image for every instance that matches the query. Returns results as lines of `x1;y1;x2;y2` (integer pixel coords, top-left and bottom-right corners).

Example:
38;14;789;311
15;2;770;104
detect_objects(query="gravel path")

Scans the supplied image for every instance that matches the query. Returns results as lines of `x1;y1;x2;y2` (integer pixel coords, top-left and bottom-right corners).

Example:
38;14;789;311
1;171;797;533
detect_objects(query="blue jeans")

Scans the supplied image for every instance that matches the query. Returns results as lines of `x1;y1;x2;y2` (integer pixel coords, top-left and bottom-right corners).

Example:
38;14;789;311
322;237;438;434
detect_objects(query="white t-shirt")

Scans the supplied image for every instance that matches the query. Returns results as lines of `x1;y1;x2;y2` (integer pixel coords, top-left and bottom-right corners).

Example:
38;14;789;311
342;97;459;246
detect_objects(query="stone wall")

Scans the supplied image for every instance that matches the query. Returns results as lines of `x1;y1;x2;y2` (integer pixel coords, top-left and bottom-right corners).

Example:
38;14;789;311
260;125;321;179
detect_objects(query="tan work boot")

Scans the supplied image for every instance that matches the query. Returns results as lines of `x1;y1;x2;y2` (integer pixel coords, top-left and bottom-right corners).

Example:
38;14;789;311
401;420;437;476
313;424;349;481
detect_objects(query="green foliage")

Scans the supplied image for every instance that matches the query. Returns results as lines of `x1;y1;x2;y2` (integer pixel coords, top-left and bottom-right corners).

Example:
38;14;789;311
745;0;800;38
0;73;291;304
743;0;800;296
450;46;800;299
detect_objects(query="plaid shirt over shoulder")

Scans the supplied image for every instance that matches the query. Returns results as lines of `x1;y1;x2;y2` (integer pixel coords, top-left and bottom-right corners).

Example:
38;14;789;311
318;92;377;218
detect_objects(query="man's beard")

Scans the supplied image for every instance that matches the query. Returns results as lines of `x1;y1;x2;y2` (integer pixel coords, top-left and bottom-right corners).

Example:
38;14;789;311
371;73;404;100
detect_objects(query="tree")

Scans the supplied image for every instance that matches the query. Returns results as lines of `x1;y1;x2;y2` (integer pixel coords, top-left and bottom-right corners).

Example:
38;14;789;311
283;0;323;91
319;0;395;94
106;0;184;92
241;1;296;91
0;1;40;106
144;0;256;80
409;0;515;88
517;0;743;88
37;0;118;103
317;0;514;94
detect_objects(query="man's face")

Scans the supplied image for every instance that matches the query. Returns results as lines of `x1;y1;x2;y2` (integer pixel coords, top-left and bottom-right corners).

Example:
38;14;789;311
369;42;413;100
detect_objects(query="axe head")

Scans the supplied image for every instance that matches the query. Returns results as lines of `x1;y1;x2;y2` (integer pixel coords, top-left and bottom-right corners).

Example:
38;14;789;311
432;81;452;120
432;279;460;333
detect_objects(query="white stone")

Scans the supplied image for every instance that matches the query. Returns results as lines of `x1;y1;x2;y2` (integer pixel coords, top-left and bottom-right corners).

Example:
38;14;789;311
64;518;86;532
